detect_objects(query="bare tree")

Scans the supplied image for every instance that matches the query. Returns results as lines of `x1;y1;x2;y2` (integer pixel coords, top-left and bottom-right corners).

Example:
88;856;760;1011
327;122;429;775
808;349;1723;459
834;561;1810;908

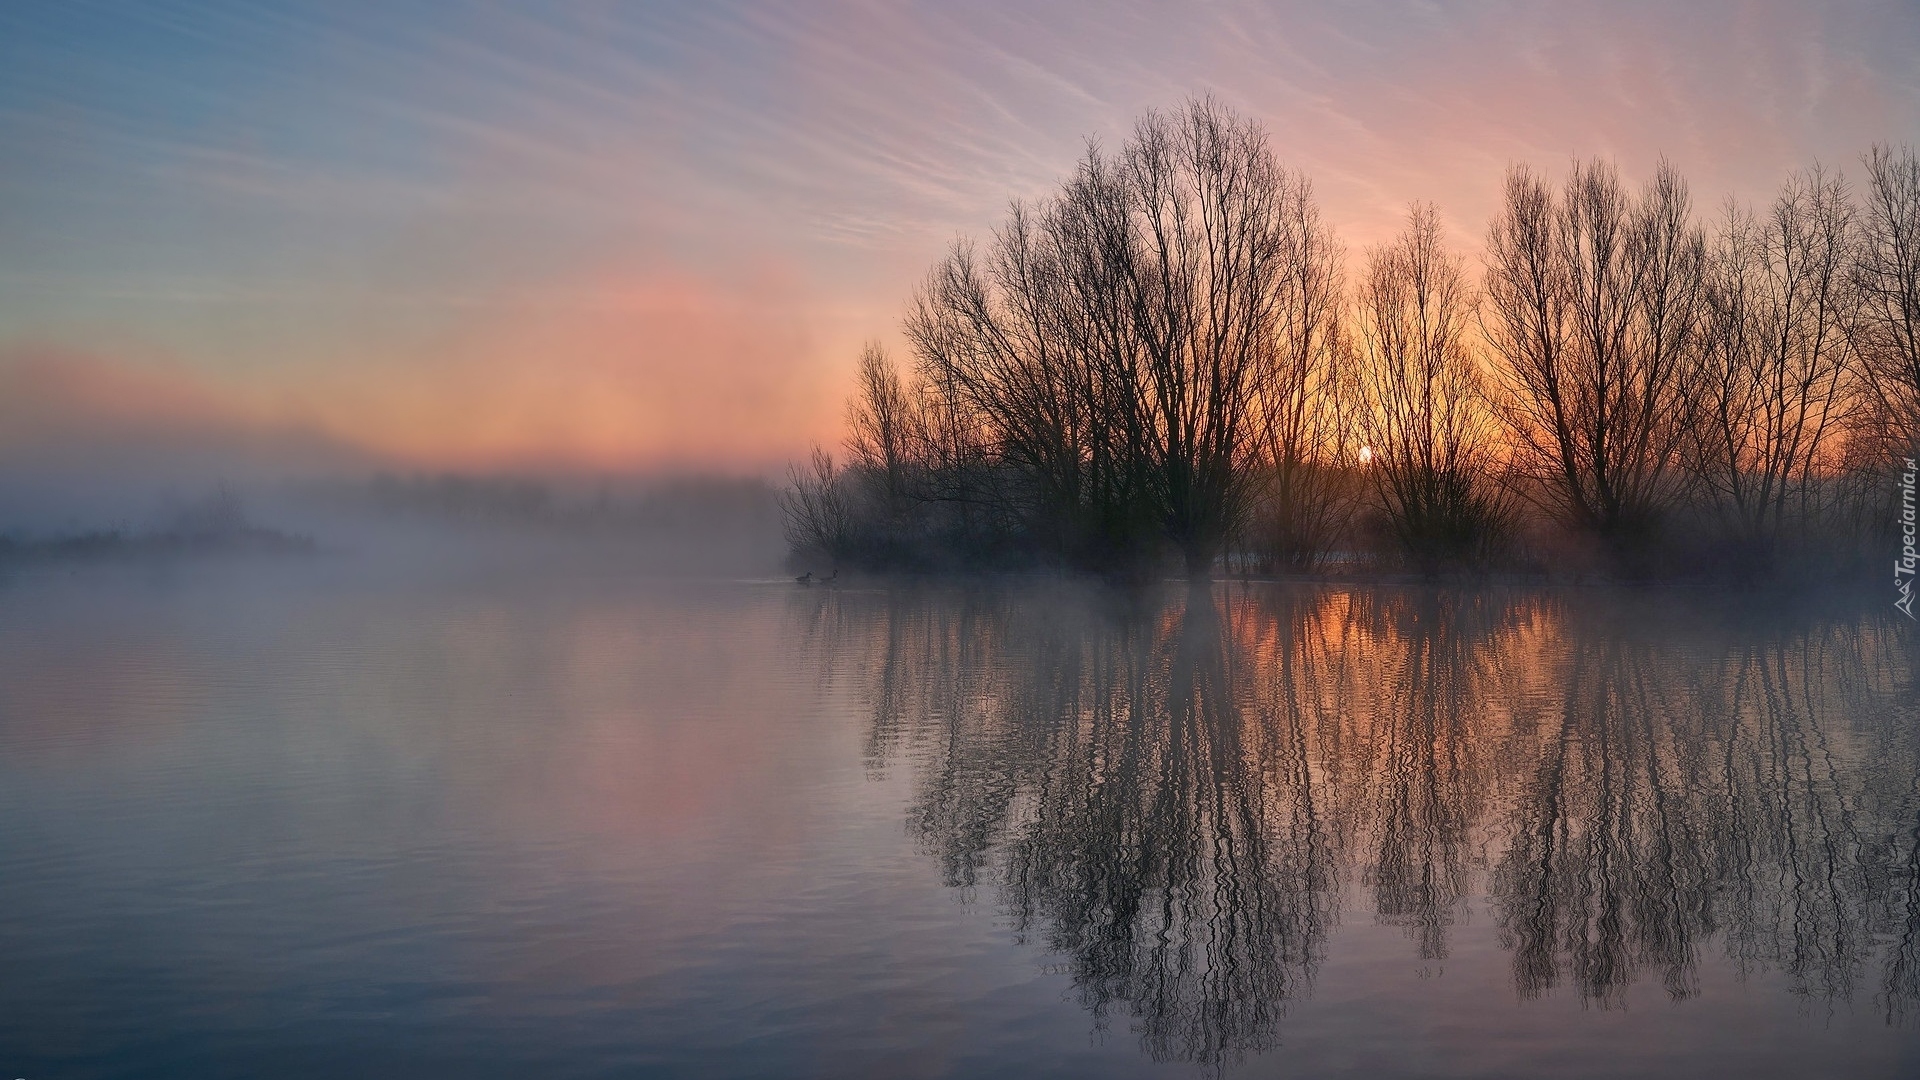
1854;145;1920;453
778;446;856;561
1355;204;1509;571
906;97;1305;577
1116;98;1296;577
844;341;927;534
1483;160;1707;564
846;342;916;498
1247;179;1358;571
1687;168;1859;570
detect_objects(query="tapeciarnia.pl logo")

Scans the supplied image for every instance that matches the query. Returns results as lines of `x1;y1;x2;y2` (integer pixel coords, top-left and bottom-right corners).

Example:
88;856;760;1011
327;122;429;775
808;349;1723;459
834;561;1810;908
1899;457;1917;619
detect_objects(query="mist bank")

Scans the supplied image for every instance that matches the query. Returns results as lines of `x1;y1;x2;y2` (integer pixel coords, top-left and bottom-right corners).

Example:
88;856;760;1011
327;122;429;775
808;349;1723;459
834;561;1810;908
0;468;788;580
0;344;794;578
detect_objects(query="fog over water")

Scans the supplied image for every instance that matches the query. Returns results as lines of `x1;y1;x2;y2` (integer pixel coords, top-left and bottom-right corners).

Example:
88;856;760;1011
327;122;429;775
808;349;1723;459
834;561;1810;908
2;545;1917;1077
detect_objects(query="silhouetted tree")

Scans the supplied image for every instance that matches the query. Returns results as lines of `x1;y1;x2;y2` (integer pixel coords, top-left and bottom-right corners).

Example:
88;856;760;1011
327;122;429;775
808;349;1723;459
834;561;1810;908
1357;204;1512;572
778;446;856;561
1483;160;1707;566
907;97;1316;577
1687;168;1860;573
1854;145;1920;454
1247;180;1359;570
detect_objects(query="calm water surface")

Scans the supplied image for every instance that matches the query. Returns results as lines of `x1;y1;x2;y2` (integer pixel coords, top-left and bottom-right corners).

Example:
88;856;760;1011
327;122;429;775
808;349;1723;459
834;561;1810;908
3;561;1919;1078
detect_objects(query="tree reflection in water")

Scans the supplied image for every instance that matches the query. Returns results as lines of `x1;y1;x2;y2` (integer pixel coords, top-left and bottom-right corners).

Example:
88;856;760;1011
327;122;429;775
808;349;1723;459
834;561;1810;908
795;583;1920;1065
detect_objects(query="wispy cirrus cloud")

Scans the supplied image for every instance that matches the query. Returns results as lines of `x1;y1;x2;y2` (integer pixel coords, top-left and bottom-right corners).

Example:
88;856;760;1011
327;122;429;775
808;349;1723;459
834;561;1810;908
0;0;1914;479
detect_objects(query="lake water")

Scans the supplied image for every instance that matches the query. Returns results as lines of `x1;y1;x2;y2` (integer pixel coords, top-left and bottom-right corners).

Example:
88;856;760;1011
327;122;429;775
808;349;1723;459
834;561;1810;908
3;559;1919;1078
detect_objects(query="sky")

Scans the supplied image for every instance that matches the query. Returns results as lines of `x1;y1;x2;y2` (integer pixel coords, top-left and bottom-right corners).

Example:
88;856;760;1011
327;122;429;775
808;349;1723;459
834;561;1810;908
2;0;1917;480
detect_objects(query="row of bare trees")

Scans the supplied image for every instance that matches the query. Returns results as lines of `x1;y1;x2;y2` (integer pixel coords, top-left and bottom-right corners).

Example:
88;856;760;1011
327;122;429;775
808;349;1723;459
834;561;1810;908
783;98;1920;581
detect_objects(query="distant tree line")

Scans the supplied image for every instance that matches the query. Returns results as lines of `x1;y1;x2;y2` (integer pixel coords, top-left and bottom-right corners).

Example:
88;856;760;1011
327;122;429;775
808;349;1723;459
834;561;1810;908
783;97;1920;581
